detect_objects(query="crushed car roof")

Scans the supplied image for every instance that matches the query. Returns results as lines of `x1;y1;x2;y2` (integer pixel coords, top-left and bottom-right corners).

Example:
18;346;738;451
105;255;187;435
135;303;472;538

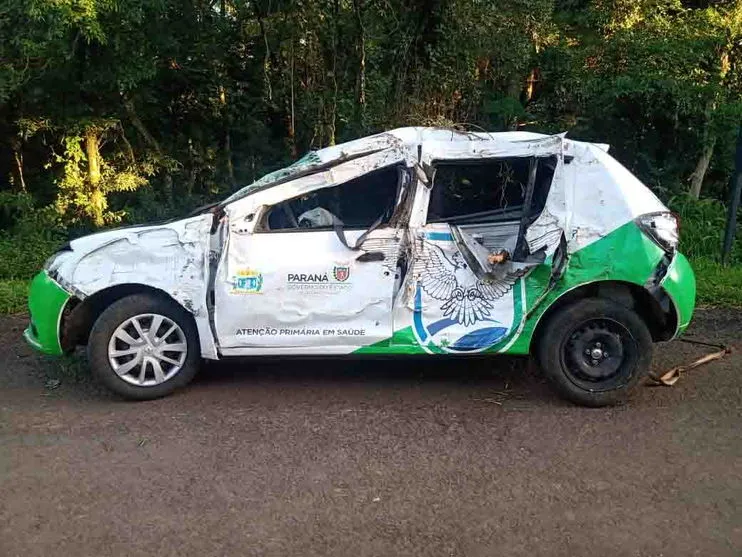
222;127;579;205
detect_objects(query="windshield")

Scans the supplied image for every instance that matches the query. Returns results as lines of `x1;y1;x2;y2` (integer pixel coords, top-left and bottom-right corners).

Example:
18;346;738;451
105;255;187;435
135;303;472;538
221;151;324;206
220;133;411;208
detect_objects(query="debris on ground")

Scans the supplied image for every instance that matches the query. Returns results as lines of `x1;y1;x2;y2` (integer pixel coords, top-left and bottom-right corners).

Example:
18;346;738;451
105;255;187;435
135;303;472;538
649;338;732;387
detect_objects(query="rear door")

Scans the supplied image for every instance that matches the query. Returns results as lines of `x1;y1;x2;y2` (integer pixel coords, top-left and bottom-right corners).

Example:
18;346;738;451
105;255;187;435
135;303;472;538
406;138;566;353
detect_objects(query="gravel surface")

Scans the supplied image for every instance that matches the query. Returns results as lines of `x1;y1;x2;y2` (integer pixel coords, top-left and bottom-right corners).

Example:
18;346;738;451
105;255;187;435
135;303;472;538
1;309;740;556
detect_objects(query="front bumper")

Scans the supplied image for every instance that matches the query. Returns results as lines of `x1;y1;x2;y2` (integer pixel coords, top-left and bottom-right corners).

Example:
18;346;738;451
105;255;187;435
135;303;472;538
24;271;72;356
661;252;696;337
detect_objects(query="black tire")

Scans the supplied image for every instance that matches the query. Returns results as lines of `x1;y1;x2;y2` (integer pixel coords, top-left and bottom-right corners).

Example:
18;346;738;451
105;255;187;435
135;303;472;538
536;297;652;407
87;293;201;400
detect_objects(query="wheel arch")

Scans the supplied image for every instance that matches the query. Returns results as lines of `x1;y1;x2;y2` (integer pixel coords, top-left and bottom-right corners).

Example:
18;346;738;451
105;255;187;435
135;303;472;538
60;283;199;351
529;279;678;353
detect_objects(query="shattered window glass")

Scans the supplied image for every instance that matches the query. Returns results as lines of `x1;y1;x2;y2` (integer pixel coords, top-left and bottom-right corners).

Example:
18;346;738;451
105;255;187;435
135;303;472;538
222;151;324;205
265;165;400;231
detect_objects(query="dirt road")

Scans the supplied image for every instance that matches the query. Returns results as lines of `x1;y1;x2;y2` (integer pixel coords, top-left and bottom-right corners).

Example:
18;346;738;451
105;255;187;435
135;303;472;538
1;309;740;556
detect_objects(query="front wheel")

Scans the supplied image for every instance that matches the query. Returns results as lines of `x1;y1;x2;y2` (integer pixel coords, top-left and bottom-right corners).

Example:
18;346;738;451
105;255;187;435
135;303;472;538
536;298;653;407
87;293;201;400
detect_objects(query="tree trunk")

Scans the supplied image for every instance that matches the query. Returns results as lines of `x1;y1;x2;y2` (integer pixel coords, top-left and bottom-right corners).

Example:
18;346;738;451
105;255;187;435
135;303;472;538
327;0;339;146
689;137;717;199
288;39;297;158
353;0;366;125
123;95;162;153
524;67;538;105
721;125;742;265
689;98;717;199
85;128;101;186
123;94;172;201
257;12;273;103
10;139;26;192
219;85;236;188
506;78;521;130
85;127;105;227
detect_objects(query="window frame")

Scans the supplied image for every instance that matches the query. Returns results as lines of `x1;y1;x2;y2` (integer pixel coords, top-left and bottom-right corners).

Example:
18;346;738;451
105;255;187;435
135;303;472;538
424;154;558;261
254;163;411;235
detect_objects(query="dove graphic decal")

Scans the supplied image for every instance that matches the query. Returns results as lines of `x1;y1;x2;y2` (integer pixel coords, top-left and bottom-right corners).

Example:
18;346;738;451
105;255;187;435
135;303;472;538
418;240;526;326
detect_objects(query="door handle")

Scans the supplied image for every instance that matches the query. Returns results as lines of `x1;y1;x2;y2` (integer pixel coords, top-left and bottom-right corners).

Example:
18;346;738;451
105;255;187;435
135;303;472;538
356;251;385;262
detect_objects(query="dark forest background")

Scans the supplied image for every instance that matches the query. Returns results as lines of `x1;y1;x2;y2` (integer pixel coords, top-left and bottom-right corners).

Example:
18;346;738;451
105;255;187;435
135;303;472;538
0;0;741;310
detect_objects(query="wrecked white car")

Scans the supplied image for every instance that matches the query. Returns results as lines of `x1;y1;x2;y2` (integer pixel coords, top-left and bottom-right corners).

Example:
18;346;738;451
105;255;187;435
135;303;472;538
26;128;696;406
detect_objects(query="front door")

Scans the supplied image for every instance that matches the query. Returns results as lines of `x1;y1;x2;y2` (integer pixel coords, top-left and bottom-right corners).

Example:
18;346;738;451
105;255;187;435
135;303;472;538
214;163;408;353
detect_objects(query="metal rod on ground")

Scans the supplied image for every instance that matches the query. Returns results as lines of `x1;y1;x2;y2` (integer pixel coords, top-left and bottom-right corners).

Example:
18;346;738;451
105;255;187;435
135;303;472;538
721;124;742;266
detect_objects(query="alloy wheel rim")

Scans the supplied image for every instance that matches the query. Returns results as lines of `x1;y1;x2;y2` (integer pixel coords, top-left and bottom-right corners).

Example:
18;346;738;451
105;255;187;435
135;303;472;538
108;313;187;387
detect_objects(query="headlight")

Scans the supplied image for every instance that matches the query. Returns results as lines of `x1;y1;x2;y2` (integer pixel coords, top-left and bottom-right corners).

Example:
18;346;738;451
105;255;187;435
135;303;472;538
43;253;60;270
636;212;679;253
43;243;72;275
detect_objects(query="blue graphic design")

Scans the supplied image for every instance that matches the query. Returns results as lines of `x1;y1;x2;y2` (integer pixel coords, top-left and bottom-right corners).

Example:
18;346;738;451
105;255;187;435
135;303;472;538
413;286;429;342
427;317;459;336
424;232;454;242
413;284;509;353
450;327;508;351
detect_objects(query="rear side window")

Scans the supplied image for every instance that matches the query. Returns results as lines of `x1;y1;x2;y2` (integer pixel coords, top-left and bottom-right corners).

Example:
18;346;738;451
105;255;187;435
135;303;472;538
427;156;556;224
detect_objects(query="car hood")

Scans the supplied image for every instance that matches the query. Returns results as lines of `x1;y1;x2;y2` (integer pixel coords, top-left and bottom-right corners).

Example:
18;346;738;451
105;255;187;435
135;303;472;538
52;215;214;312
71;220;191;253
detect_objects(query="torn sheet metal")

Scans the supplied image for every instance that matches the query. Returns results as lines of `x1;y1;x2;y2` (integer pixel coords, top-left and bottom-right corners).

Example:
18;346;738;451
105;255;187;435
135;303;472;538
403;224;524;353
222;133;413;205
420;134;564;167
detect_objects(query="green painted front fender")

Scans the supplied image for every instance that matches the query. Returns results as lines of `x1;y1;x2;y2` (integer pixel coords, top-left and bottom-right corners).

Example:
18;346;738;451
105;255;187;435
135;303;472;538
661;252;696;337
24;271;72;356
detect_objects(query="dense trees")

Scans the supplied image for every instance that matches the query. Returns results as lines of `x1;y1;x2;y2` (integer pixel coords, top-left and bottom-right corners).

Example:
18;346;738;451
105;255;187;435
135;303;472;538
1;0;740;230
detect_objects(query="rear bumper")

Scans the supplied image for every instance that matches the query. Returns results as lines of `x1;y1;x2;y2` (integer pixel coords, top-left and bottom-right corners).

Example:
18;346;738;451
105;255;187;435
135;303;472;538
661;252;696;337
24;271;72;356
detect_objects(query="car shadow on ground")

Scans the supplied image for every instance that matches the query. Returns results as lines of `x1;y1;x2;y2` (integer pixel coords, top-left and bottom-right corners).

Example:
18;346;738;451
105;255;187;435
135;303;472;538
184;353;566;406
196;353;530;386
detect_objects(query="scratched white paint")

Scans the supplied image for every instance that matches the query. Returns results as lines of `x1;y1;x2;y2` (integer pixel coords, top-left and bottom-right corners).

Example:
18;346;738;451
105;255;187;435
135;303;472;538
51;214;217;358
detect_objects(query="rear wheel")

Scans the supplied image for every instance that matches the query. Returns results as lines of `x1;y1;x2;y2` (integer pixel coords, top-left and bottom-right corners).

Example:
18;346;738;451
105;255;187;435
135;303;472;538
87;294;200;400
537;298;652;407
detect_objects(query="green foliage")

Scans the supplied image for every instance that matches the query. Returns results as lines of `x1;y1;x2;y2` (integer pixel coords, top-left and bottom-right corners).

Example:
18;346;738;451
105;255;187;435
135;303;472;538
669;194;742;264
667;195;742;307
0;193;66;281
52;127;149;227
0;0;740;300
0;280;29;314
693;258;742;308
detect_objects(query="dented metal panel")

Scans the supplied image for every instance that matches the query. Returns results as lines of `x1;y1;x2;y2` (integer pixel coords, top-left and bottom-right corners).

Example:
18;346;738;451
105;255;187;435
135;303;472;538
52;214;217;358
214;228;403;352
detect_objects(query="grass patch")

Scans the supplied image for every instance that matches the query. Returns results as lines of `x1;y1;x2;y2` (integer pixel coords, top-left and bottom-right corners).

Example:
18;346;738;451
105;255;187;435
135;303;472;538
0;233;60;281
0;279;28;314
691;257;742;308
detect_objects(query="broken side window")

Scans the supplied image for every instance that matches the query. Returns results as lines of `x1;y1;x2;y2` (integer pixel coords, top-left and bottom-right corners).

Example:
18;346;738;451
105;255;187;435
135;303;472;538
262;164;402;232
427;156;557;225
